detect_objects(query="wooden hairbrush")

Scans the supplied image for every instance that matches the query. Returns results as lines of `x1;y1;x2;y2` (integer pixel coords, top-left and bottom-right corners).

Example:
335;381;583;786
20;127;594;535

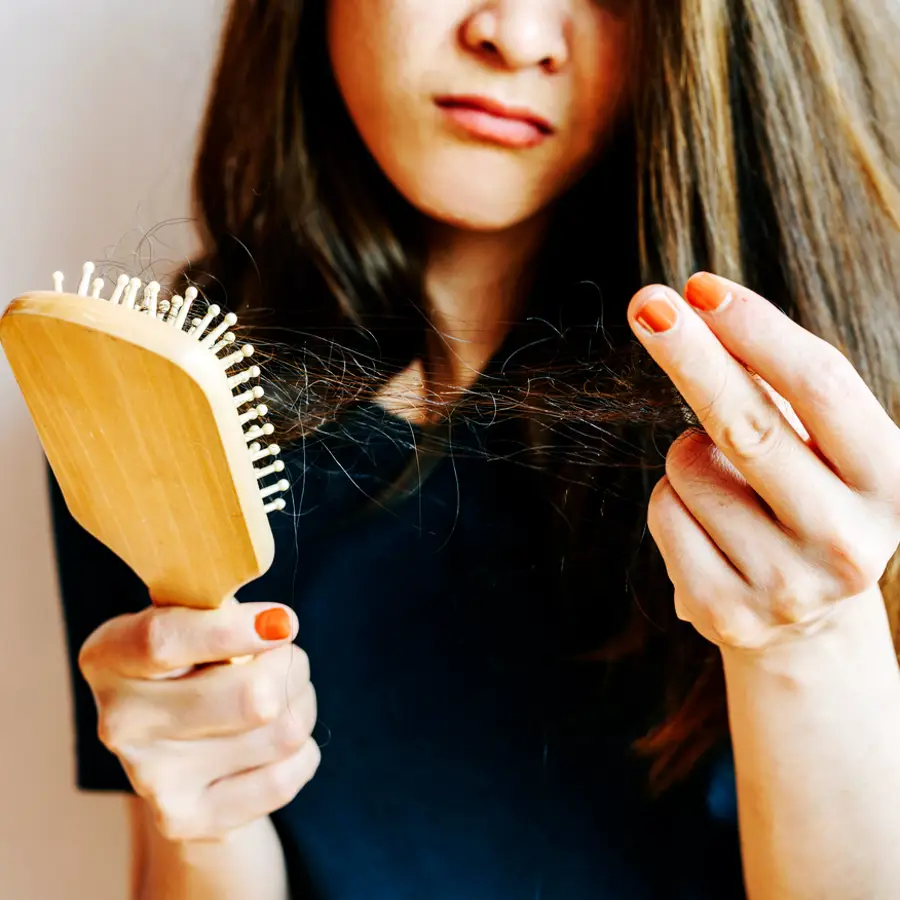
0;262;290;612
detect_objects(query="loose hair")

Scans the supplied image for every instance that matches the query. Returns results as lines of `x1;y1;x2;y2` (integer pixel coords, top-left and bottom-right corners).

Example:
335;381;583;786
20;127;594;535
182;0;900;789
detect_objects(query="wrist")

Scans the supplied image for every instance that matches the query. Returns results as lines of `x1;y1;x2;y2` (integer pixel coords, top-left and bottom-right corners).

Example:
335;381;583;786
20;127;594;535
143;811;288;900
720;587;898;688
165;815;276;859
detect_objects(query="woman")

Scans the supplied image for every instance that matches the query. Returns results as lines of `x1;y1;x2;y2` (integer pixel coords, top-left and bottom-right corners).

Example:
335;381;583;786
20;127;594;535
53;0;900;897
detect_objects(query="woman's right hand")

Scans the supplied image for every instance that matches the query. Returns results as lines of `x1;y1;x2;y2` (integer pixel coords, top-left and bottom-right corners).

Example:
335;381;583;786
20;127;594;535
78;601;320;843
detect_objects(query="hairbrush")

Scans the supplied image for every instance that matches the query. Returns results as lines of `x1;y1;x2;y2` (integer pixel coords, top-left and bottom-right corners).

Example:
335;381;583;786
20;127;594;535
0;262;290;611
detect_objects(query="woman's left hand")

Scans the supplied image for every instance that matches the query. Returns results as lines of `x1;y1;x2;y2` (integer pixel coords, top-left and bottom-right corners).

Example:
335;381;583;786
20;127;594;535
629;272;900;652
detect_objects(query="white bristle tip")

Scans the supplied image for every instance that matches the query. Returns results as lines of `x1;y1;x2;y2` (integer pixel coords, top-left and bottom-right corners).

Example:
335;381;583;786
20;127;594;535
124;277;142;308
260;479;290;500
264;498;287;513
249;443;280;463
255;460;286;480
109;274;129;304
212;333;237;354
52;271;64;292
233;385;265;408
237;403;267;426
77;262;95;296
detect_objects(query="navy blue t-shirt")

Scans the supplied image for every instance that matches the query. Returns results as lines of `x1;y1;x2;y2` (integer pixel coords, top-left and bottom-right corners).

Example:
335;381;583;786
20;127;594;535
50;401;745;899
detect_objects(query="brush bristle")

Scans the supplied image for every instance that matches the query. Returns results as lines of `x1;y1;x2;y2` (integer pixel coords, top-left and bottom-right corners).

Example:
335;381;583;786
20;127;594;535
54;264;290;515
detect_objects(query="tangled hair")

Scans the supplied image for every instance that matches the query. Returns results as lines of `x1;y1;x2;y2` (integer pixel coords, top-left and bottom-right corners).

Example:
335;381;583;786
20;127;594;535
180;0;900;790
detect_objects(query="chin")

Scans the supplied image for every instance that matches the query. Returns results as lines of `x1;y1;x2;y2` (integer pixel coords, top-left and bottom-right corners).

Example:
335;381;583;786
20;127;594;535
409;175;548;233
374;144;555;233
419;200;534;232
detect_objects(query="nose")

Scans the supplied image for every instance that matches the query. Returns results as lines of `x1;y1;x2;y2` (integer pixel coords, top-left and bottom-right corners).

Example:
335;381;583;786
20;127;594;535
461;0;570;73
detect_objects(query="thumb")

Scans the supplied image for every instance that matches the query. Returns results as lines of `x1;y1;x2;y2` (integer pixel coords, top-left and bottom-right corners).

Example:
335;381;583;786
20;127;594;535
80;601;299;680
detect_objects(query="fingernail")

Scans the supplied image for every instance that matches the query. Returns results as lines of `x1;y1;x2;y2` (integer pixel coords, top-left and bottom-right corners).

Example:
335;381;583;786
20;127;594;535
685;272;733;312
635;292;679;334
255;608;293;641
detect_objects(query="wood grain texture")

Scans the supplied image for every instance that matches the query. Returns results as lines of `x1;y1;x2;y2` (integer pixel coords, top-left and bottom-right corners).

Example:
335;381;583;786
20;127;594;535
0;291;275;609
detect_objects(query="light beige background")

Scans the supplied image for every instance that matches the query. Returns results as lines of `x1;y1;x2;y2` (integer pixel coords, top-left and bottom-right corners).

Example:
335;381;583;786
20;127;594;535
0;2;226;896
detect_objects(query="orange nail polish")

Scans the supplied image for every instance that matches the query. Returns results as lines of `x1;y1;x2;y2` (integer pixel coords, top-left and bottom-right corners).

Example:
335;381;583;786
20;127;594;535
686;272;731;312
635;295;678;334
255;608;292;641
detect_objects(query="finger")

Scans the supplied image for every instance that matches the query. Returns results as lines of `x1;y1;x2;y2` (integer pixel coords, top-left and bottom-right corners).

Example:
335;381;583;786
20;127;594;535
151;681;317;789
664;432;828;622
167;644;311;740
101;644;311;743
684;272;900;497
80;602;299;680
647;476;767;648
629;284;854;544
201;739;321;838
198;683;317;783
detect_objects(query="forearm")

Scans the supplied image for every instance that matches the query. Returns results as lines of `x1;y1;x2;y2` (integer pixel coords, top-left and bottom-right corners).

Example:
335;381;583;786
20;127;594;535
130;797;290;900
722;588;900;900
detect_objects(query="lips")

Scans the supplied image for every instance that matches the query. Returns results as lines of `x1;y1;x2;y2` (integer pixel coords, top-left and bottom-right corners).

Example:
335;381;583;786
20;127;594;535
434;94;554;149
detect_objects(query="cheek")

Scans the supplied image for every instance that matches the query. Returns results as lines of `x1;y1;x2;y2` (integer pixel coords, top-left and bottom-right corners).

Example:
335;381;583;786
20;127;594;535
567;21;633;163
328;0;435;183
327;0;401;132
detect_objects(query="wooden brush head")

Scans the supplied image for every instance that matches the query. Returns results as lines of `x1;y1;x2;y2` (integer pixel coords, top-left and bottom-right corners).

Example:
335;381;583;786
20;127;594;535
0;265;289;610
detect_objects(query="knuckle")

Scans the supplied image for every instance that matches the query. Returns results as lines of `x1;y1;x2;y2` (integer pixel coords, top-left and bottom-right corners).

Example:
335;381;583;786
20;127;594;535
152;793;204;842
77;617;124;680
820;534;877;596
768;584;811;626
707;604;762;650
77;638;99;680
647;476;673;516
305;740;323;778
290;743;321;796
122;762;156;800
263;759;298;806
154;808;195;843
275;712;311;755
290;645;311;684
719;407;785;462
269;743;320;806
672;590;691;623
141;610;181;671
666;430;713;477
800;344;855;412
96;708;127;753
241;677;281;728
280;687;317;749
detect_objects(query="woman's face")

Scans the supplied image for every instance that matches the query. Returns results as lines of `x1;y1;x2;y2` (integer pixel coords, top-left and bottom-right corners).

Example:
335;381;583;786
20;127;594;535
327;0;633;232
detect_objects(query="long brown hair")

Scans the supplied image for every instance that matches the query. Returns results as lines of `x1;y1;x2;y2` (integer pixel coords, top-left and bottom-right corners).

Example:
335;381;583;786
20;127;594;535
182;0;900;789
